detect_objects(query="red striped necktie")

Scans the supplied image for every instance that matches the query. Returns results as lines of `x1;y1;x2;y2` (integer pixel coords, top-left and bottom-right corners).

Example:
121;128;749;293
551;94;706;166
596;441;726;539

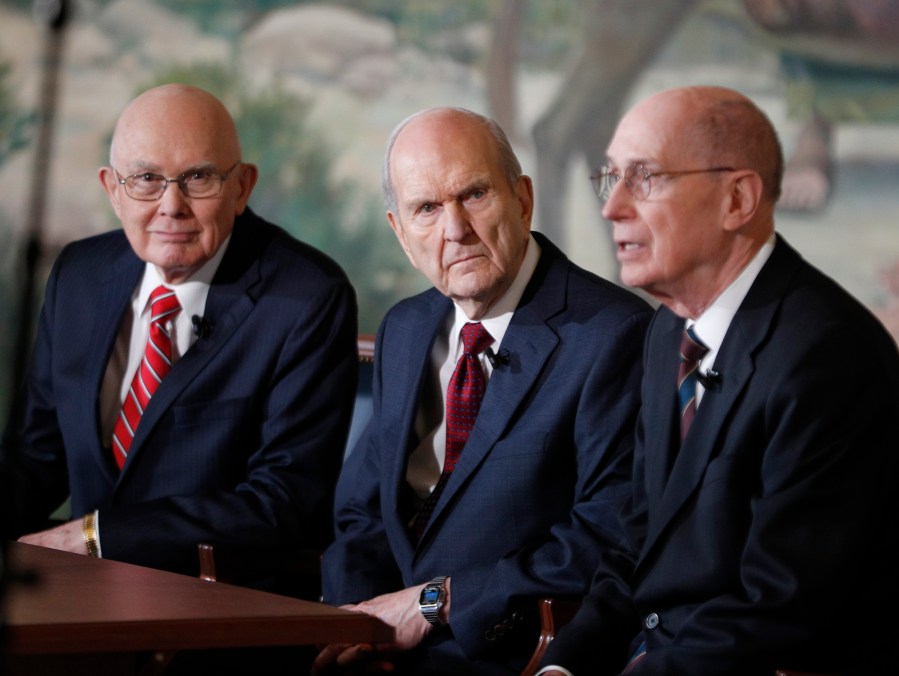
111;285;181;470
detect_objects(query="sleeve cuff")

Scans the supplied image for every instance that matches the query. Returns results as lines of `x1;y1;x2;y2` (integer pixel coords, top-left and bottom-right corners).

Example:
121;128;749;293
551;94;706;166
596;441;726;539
535;667;575;676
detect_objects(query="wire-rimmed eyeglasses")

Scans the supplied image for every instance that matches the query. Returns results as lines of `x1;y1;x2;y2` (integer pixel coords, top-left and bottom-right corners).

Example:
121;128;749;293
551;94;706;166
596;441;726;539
114;162;242;201
590;163;736;203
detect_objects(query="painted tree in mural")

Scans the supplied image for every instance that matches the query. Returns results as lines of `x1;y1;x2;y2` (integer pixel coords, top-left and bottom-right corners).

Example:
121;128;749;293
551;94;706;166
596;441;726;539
487;0;899;242
486;0;697;245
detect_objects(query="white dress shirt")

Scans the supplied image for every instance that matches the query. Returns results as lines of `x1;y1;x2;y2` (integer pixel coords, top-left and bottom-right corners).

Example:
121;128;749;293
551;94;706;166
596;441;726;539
688;234;775;407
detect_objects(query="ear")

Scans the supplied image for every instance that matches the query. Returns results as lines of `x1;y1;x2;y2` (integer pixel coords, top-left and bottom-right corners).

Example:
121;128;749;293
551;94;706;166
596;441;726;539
98;166;124;220
233;163;259;215
722;170;763;232
387;211;419;270
516;175;535;230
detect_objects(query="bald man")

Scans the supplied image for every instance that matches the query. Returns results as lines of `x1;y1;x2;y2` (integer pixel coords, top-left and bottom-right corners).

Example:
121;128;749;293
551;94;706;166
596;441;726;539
0;84;357;595
316;108;651;674
539;86;899;675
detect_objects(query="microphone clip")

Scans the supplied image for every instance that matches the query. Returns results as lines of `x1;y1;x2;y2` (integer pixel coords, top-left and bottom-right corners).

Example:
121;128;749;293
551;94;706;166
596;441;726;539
697;369;722;390
485;347;510;369
191;315;214;340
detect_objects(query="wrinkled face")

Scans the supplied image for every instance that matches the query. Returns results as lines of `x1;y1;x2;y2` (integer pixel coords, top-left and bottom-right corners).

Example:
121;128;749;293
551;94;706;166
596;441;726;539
386;112;533;317
99;87;257;284
602;92;730;307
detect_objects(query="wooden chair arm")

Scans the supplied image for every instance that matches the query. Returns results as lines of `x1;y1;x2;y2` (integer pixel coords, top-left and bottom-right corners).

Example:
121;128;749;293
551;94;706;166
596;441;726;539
521;597;582;676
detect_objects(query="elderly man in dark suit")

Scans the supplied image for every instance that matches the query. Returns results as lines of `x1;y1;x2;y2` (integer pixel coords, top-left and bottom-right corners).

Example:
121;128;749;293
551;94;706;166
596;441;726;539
539;86;899;675
0;84;357;594
315;107;652;675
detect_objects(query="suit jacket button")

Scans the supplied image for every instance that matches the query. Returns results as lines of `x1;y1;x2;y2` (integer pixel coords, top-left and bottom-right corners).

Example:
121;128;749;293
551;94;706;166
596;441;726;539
645;612;659;630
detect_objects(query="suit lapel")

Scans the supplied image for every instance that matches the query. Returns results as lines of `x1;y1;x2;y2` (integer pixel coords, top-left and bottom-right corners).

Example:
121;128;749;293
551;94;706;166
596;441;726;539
641;314;681;515
417;236;566;546
87;247;144;482
384;292;451;556
638;238;803;564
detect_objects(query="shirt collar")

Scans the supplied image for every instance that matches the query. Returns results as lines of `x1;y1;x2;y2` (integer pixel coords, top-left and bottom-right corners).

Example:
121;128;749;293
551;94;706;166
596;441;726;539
449;233;541;356
135;234;231;315
690;233;776;355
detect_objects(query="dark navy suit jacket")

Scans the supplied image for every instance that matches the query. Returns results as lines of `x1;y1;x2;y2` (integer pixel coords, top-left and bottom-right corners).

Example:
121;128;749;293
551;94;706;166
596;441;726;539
543;237;899;675
1;208;358;588
323;233;652;673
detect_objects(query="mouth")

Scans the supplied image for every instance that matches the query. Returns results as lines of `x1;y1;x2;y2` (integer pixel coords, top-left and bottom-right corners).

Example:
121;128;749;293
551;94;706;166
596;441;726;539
616;240;641;252
447;252;485;268
150;230;197;243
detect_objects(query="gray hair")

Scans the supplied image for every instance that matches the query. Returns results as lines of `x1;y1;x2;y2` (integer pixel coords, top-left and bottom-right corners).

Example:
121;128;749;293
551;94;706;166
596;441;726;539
381;107;522;216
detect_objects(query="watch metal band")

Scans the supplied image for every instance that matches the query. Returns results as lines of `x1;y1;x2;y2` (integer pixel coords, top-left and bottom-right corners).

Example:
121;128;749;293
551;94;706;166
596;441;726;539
82;511;100;557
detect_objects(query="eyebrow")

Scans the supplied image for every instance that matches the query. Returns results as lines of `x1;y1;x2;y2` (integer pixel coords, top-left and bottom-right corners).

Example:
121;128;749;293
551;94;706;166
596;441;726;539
404;178;493;211
125;161;219;175
604;157;652;169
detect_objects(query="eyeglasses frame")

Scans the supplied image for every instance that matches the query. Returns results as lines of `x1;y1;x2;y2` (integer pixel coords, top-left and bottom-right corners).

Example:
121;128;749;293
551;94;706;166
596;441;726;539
591;163;737;202
113;161;243;201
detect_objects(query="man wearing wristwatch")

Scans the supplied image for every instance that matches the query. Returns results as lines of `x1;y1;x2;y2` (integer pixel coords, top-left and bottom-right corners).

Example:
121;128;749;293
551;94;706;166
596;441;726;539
0;85;357;604
313;109;651;674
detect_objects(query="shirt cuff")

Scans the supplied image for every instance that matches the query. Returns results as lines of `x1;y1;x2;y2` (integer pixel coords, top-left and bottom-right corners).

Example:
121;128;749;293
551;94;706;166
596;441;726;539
535;667;574;676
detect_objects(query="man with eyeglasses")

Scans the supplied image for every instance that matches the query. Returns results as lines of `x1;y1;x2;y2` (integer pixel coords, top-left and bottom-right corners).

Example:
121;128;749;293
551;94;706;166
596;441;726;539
539;86;898;675
0;84;358;599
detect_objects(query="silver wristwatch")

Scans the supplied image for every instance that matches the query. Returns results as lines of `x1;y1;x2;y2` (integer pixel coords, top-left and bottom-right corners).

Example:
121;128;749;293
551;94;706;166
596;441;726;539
418;576;447;625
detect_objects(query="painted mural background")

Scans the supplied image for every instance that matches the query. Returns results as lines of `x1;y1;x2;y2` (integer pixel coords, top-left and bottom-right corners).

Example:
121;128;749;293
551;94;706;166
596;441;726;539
1;0;897;424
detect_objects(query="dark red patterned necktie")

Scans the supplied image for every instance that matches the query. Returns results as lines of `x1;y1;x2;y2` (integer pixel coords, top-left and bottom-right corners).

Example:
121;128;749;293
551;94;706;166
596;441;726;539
111;286;181;470
412;322;493;538
677;326;709;442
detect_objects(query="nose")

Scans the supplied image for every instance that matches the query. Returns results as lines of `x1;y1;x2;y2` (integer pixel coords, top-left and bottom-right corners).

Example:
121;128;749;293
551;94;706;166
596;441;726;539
158;180;191;216
601;180;633;222
443;203;473;242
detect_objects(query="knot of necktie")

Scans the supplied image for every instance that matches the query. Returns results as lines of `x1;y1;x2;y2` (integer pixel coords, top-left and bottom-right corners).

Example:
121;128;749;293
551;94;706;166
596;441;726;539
149;285;181;327
460;321;493;357
679;326;708;366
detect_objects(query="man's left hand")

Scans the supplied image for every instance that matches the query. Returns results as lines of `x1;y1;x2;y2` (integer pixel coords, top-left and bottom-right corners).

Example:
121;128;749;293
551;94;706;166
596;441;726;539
18;519;88;555
313;583;447;673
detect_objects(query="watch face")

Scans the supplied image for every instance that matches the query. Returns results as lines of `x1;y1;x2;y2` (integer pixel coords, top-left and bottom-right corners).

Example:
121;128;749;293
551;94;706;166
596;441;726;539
421;587;441;605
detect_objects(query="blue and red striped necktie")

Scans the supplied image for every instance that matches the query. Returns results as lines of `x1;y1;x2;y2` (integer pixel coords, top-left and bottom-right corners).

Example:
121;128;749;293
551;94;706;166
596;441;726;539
677;326;708;442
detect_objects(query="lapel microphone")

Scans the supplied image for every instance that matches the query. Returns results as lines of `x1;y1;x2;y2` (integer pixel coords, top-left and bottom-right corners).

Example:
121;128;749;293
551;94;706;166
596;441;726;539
191;315;214;339
697;369;722;390
485;347;510;369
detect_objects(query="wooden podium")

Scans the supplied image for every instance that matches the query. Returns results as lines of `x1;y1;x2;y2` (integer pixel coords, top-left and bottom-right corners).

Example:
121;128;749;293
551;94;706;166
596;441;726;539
2;541;392;674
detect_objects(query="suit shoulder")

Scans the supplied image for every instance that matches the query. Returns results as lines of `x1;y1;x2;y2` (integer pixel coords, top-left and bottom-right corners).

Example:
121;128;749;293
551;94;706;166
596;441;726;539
238;212;352;288
564;259;653;321
51;229;134;276
533;231;651;317
56;228;128;256
780;257;895;351
380;287;445;327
